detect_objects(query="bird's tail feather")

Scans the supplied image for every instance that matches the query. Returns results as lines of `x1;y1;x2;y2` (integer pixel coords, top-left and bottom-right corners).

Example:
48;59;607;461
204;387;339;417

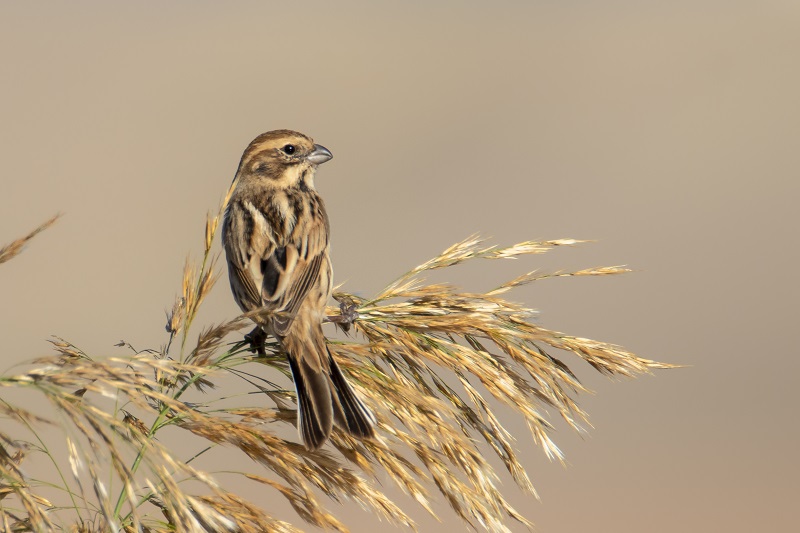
285;340;376;449
327;347;376;439
287;354;333;451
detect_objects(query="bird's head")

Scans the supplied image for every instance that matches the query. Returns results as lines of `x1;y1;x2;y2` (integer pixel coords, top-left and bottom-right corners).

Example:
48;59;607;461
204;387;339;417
235;129;333;188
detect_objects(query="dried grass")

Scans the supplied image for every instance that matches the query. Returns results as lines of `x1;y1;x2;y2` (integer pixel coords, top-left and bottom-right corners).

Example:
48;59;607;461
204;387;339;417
0;204;672;531
0;215;60;265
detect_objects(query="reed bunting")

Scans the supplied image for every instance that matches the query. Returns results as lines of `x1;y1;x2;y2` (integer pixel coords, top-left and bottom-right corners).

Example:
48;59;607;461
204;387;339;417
222;130;375;450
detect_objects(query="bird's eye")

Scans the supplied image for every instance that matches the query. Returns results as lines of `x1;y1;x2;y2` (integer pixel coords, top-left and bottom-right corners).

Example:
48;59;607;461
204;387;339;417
282;144;296;155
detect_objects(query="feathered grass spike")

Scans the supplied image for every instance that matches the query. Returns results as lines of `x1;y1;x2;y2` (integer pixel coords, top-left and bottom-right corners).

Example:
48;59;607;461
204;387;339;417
185;316;251;368
488;265;632;295
165;296;186;336
488;238;587;259
0;214;60;265
372;236;586;304
180;258;198;330
0;438;56;532
204;212;220;254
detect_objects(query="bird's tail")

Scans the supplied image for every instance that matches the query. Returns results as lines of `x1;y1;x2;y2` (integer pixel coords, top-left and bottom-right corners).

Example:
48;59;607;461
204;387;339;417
284;335;375;450
286;353;334;450
327;347;376;440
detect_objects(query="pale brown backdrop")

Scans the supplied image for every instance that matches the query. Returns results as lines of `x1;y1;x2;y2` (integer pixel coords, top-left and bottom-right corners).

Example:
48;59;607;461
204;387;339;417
1;1;797;531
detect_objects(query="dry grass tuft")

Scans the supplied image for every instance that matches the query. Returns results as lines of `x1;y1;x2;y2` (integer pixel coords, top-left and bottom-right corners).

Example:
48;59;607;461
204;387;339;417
0;206;672;531
0;215;60;265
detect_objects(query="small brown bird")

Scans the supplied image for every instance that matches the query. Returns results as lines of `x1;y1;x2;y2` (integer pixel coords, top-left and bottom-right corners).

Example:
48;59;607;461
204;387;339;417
222;130;375;450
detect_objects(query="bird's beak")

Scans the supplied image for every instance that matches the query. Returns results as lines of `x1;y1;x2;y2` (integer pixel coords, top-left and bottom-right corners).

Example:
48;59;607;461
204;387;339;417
306;144;333;165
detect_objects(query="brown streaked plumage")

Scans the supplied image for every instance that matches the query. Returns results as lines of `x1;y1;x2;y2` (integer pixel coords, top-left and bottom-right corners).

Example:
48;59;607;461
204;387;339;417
222;130;375;450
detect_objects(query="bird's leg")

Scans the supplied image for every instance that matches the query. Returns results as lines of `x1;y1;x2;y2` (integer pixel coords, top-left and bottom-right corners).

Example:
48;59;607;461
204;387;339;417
244;326;267;356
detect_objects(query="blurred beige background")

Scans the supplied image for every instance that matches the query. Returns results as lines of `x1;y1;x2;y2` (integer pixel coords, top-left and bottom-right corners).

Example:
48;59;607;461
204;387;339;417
1;1;798;531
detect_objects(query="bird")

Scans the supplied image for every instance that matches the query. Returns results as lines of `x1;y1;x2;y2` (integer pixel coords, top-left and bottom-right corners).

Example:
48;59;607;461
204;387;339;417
222;130;376;450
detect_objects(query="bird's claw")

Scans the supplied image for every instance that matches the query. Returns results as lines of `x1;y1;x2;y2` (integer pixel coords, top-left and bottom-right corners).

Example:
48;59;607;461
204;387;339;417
326;302;360;333
244;326;267;356
340;302;359;326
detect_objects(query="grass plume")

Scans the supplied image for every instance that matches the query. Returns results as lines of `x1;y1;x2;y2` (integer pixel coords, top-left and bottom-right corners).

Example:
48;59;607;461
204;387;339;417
0;215;60;265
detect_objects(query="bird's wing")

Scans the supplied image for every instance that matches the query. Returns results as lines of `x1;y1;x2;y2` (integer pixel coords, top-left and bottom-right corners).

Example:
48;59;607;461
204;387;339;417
224;197;328;336
224;201;265;311
265;237;325;337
